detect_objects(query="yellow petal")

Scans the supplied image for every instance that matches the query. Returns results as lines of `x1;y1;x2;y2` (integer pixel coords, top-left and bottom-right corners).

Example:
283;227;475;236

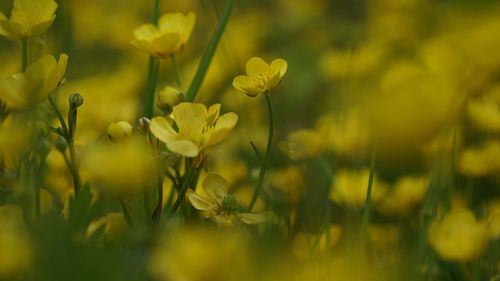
152;32;181;58
159;12;196;44
172;102;207;143
202;173;228;204
212;214;236;226
270;58;288;78
0;12;20;40
205;112;238;148
166;139;200;158
186;189;217;211
11;0;57;37
232;75;261;97
25;55;57;101
150;116;178;144
0;75;26;109
246;57;270;75
206;104;221;126
238;212;270;224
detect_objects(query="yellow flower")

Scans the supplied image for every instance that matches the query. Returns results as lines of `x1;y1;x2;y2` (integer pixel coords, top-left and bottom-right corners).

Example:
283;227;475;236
130;12;196;59
458;141;500;177
232;57;287;97
428;208;488;262
156;86;183;112
107;121;133;142
149;102;238;158
280;129;323;160
0;54;68;110
81;137;155;196
186;173;269;226
329;168;388;206
0;0;57;40
376;175;429;216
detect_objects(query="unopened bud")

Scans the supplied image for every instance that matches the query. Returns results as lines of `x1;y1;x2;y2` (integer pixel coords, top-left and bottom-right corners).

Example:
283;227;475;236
136;117;150;134
107;121;133;142
69;93;84;108
55;136;68;151
157;86;184;112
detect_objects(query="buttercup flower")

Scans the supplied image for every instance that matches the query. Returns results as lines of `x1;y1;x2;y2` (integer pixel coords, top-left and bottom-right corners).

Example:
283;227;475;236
233;57;287;97
0;54;68;110
428;208;488;262
0;0;57;40
130;12;196;59
149;102;238;158
187;173;269;226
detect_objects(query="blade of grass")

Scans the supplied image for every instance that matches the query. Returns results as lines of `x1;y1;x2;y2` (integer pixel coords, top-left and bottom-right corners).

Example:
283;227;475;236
185;0;235;102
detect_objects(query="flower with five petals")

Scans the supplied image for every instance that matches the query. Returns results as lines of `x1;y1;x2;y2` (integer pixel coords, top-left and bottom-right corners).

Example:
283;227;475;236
187;173;269;226
232;57;287;97
149;102;238;158
0;0;57;40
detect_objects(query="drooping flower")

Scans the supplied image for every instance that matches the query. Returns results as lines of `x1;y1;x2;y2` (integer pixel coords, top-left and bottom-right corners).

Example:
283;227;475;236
130;12;196;59
149;102;238;158
0;54;68;110
187;173;269;226
233;57;287;97
0;0;58;40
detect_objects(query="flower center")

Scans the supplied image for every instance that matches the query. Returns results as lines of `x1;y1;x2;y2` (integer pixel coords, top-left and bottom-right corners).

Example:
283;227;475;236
217;195;243;215
252;72;270;90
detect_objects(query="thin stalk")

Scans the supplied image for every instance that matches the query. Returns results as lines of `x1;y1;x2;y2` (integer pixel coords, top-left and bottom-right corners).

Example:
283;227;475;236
247;94;274;212
143;57;160;118
152;173;164;225
360;145;376;241
171;55;183;87
144;189;151;223
185;0;235;102
48;95;81;195
142;0;161;118
170;168;196;214
21;39;29;71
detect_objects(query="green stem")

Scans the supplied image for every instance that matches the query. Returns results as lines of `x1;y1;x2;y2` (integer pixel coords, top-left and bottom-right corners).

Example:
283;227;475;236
142;0;161;118
171;55;183;88
170;167;196;214
143;57;160;118
21;39;28;71
48;95;81;195
361;145;376;241
247;94;274;212
185;0;234;102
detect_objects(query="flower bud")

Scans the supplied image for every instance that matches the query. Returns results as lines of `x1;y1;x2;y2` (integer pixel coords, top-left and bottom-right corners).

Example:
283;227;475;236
55;136;68;152
69;93;84;108
157;86;184;112
107;121;133;142
136;117;151;135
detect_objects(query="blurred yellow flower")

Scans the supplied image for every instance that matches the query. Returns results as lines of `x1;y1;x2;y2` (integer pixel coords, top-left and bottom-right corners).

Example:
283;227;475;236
330;168;388;206
233;57;287;97
292;225;343;260
156;86;183;112
187;173;269;226
131;12;196;59
107;121;133;142
81;137;155;196
281;129;323;160
150;102;238;158
0;54;67;110
86;212;128;242
376;175;429;216
150;228;251;281
428;208;488;262
0;0;57;40
458;141;500;177
467;86;500;132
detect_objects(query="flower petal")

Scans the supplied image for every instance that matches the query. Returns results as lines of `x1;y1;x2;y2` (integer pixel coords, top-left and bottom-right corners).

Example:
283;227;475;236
246;57;270;75
203;173;228;204
167;139;200;158
186;189;217;211
270;58;288;77
232;75;262;97
172;102;207;143
206;103;221;126
150;116;178;144
238;212;270;224
204;112;238;148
